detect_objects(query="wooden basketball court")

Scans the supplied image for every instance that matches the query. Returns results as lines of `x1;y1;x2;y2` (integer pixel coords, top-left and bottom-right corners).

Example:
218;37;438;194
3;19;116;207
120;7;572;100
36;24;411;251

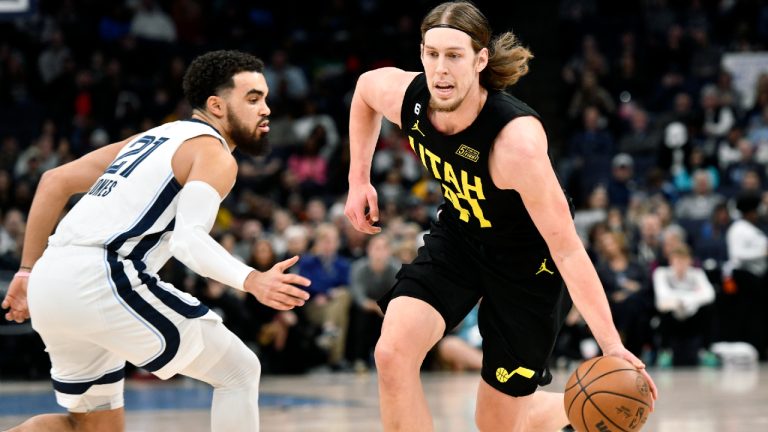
1;365;767;431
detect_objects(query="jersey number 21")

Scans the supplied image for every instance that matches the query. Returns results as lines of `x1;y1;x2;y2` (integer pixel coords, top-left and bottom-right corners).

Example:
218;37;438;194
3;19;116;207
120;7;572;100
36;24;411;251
105;135;169;178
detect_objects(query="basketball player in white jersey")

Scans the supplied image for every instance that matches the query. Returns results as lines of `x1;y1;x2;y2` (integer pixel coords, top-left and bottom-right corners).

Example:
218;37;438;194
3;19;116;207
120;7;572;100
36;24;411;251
1;50;311;432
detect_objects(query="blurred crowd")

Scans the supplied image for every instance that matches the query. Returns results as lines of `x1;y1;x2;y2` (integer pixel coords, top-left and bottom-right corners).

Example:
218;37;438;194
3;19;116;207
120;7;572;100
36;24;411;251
1;0;768;378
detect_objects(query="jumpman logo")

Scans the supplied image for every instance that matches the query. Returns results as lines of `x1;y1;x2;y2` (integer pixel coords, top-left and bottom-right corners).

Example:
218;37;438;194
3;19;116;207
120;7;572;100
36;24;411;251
536;258;553;275
411;120;425;137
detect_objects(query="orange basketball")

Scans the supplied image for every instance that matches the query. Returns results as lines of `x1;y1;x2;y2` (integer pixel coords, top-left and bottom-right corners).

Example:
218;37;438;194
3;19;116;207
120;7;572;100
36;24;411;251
564;356;652;432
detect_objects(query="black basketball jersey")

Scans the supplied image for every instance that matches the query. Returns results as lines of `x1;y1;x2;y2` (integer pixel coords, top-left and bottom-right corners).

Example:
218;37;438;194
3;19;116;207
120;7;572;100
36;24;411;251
400;74;553;248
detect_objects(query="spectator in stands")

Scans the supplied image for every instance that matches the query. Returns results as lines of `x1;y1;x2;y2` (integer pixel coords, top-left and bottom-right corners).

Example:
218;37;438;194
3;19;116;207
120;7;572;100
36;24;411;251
672;146;719;194
596;231;654;356
618;107;661;176
655;224;689;270
263;49;309;111
675;169;724;222
434;304;482;372
129;0;177;43
282;224;310;262
726;193;768;360
724;138;766;193
607;153;637;211
37;31;71;85
564;106;614;203
653;244;715;366
568;70;616;121
701;84;736;150
297;223;352;370
245;239;316;374
693;202;731;269
633;212;663;269
287;125;329;199
348;233;398;370
573;184;608;245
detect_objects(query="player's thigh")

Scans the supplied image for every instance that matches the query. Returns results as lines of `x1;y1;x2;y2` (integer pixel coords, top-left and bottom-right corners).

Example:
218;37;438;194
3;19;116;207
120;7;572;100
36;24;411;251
377;295;446;363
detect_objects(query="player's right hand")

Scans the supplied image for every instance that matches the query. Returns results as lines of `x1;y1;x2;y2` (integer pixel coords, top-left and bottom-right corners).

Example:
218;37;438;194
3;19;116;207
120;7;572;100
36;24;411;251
344;182;381;234
245;255;311;311
603;344;658;410
2;275;30;323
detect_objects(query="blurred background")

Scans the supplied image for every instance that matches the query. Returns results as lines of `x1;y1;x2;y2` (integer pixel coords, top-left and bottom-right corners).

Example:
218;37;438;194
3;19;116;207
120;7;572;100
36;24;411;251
1;0;767;381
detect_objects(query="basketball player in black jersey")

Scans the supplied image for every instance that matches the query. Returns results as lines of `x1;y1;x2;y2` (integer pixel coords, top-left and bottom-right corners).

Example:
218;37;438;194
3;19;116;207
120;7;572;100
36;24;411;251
344;2;657;431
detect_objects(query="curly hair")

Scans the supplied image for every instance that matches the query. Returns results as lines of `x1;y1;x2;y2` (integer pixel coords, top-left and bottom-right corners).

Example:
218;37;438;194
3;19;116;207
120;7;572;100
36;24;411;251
182;50;265;110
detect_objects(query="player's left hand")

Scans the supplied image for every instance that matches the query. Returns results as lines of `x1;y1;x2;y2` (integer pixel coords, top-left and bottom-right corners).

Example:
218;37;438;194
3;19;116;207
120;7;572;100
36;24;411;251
2;275;30;323
603;344;658;409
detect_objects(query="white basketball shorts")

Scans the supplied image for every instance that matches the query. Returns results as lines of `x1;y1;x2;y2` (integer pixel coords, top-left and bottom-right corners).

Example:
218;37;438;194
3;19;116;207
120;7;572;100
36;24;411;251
27;245;222;411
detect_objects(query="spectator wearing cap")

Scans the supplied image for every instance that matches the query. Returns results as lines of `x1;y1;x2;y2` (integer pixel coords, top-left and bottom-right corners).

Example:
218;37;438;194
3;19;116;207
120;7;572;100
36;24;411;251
606;153;636;211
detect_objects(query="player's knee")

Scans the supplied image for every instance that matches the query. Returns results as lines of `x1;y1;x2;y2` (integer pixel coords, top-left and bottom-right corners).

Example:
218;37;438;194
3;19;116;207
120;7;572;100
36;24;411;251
374;340;398;373
374;338;418;373
231;350;261;390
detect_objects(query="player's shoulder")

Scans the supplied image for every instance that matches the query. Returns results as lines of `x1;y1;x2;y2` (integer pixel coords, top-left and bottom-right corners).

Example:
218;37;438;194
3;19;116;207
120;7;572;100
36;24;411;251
177;134;235;173
496;116;547;160
364;67;420;83
360;67;421;98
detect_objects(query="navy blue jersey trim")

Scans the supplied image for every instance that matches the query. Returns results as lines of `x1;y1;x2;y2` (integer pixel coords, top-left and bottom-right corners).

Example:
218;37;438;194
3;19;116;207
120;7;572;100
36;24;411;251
183;118;223;137
127;218;208;319
52;368;125;395
105;179;194;372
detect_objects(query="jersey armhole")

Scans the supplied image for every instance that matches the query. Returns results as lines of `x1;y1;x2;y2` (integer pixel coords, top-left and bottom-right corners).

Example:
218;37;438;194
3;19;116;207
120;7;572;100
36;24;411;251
400;73;427;130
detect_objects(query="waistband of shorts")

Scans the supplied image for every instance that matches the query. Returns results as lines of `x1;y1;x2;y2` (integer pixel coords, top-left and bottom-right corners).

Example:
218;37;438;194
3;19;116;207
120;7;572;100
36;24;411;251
433;217;548;259
42;244;108;259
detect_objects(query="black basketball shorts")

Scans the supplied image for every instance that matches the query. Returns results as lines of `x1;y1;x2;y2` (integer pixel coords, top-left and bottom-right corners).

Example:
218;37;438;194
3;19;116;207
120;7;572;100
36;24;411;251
378;220;572;397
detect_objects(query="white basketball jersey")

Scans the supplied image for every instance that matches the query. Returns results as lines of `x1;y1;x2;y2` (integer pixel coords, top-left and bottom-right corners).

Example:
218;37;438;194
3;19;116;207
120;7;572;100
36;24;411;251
49;119;228;274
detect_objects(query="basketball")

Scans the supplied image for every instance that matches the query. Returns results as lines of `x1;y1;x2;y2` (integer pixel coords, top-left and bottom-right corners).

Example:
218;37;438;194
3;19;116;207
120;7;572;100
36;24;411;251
564;356;652;432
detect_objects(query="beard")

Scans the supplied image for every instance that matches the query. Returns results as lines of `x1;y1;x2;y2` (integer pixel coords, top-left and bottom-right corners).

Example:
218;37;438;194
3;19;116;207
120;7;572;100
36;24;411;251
227;109;270;156
429;95;463;113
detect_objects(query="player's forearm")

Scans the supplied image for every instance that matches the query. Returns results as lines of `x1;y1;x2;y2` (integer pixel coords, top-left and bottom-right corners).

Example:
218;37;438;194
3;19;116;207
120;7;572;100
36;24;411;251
20;171;72;268
169;181;254;290
347;79;382;184
555;248;623;351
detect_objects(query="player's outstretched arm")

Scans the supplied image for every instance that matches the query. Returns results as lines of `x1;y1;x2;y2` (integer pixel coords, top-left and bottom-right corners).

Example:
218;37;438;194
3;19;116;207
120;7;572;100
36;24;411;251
2;138;132;323
169;137;310;310
490;117;657;402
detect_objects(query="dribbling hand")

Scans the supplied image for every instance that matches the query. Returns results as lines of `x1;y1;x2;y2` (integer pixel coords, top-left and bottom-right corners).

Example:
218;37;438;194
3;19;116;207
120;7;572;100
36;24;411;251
603;344;658;409
2;276;30;323
244;255;311;311
344;182;381;234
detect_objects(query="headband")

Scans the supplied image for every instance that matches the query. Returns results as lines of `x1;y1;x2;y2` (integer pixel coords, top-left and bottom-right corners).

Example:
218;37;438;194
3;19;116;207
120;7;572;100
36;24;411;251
426;23;484;47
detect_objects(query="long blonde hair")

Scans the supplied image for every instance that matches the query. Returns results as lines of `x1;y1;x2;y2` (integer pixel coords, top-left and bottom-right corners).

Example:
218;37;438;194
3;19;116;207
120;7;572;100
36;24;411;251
420;1;533;90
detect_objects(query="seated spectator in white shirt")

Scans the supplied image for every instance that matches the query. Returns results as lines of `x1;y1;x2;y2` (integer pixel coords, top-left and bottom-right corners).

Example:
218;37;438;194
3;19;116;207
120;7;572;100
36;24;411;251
653;244;716;366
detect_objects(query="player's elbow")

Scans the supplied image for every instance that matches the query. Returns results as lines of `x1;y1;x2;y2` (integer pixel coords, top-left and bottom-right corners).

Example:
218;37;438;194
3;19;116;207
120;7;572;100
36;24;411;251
168;227;200;269
546;229;584;262
38;167;67;195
